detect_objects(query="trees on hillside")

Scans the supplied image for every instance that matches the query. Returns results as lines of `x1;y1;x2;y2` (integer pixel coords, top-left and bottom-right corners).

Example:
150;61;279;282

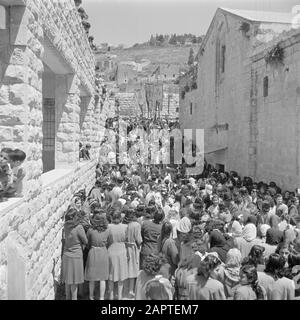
147;33;203;47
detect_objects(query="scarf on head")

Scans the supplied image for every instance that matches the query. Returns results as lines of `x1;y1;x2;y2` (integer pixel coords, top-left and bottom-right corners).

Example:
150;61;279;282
284;228;296;244
260;224;271;238
242;223;257;242
231;220;242;237
224;248;242;282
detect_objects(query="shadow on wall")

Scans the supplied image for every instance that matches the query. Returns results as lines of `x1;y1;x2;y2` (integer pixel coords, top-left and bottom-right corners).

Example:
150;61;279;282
0;6;25;149
79;95;92;132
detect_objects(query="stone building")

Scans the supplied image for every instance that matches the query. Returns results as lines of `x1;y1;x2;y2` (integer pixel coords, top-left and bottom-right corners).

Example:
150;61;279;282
116;62;138;87
115;92;141;118
150;63;180;83
0;0;111;299
179;7;300;189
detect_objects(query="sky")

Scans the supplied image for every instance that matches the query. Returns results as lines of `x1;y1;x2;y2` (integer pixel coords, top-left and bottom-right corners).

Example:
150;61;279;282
83;0;300;46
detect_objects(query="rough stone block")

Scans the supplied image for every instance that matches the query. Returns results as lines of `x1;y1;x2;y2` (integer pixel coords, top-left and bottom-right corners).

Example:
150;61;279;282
56;132;69;142
0;126;13;141
18;221;33;240
0;104;27;126
13;125;26;142
4;65;29;84
0;85;9;105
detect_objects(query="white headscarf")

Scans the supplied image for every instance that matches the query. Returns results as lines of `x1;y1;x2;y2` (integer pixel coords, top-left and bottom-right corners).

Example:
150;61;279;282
242;223;257;242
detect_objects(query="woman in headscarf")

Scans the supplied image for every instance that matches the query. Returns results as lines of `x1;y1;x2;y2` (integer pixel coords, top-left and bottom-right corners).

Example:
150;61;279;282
214;248;242;298
85;214;110;300
234;219;260;259
208;230;233;263
266;215;284;246
123;208;142;299
228;219;243;238
187;254;226;300
233;264;266;300
167;208;180;239
176;216;193;262
257;224;278;260
62;208;88;300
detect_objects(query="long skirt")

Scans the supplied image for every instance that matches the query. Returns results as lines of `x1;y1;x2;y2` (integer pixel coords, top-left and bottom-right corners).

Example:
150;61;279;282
85;247;109;281
127;243;140;279
62;254;84;285
108;243;128;282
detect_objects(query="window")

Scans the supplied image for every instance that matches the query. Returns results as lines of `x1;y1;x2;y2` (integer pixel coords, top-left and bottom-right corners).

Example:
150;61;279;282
42;98;56;173
0;5;6;30
190;102;193;115
173;74;175;78
221;45;226;73
263;76;268;97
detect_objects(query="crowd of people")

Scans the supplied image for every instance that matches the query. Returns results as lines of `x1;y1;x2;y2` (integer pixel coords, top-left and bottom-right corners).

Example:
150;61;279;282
0;147;26;201
61;160;300;300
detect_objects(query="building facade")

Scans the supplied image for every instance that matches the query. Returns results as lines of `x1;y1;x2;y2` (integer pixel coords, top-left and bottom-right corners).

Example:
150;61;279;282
0;0;111;299
179;7;300;189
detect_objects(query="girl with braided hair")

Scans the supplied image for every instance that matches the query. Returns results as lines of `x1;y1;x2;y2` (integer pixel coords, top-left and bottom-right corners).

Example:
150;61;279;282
233;264;266;300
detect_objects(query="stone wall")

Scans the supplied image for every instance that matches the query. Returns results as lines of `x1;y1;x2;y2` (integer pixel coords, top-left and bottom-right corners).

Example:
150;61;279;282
179;8;300;189
0;160;96;300
250;29;300;189
0;0;112;300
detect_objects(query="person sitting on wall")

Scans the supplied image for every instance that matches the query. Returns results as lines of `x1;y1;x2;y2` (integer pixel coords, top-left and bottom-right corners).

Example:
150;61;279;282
80;144;92;161
79;142;83;161
0;147;13;201
4;149;26;197
5;148;26;198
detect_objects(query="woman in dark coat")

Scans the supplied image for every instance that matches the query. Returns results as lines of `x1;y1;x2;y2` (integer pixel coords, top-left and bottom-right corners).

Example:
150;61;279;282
266;215;284;246
85;214;110;300
140;207;164;266
62;208;88;300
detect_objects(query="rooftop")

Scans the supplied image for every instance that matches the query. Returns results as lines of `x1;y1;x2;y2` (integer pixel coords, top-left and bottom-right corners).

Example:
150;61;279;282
221;8;295;24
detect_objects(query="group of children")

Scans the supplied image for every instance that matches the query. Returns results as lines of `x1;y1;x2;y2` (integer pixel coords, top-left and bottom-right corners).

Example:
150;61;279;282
0;147;26;201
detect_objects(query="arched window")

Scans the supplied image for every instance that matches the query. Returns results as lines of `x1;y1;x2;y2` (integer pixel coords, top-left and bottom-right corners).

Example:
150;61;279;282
0;5;6;30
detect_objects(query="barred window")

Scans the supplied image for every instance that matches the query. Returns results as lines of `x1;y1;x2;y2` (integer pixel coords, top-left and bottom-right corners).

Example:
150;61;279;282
221;45;226;73
263;76;269;97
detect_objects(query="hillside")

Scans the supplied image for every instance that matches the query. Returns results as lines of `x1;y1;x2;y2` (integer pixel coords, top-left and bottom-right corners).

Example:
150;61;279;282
111;45;200;68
